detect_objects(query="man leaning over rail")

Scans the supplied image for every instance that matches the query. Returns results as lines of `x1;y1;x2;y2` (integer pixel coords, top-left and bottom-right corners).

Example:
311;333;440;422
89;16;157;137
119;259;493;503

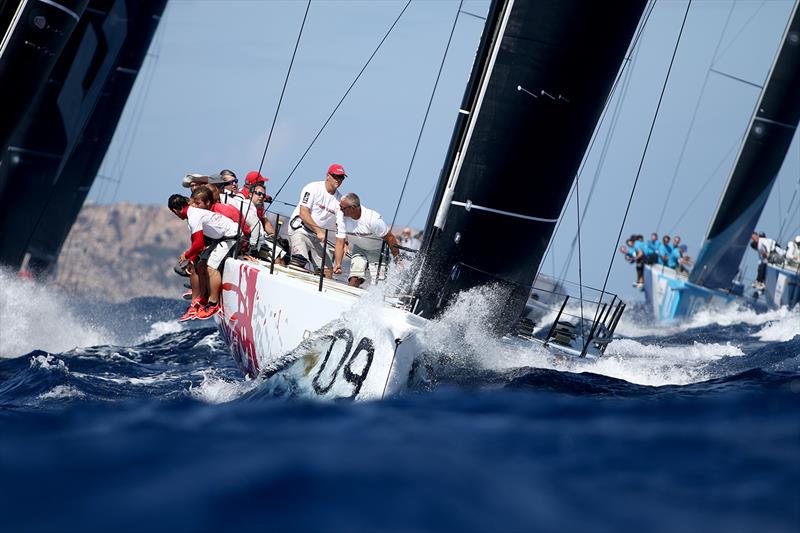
334;192;399;288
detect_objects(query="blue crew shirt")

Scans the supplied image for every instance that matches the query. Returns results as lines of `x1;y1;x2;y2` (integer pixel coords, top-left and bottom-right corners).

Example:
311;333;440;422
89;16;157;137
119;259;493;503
645;238;658;256
657;243;672;265
667;246;682;269
633;240;646;259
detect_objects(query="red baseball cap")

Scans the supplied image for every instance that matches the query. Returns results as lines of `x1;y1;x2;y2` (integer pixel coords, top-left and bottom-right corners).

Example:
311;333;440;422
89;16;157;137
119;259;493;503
245;170;268;185
327;163;347;177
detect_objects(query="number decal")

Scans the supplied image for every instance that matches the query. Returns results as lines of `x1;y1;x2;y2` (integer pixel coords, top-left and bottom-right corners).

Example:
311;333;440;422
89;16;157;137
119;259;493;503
342;336;374;397
311;329;375;398
312;329;353;394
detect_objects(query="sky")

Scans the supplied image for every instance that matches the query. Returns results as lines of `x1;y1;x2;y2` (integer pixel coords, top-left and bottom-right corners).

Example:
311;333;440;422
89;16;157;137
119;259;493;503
87;0;799;300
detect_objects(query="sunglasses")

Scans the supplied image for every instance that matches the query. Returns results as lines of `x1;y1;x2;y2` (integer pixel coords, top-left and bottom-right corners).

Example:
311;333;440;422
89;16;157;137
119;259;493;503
329;173;346;181
253;191;266;197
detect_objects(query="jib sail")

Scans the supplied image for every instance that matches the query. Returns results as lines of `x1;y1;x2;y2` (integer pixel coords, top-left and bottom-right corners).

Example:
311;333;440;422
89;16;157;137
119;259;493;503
690;2;800;290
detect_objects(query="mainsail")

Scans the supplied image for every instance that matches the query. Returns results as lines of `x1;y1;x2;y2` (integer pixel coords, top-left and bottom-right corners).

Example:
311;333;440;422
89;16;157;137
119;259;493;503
412;0;646;323
690;2;800;290
0;0;167;273
0;0;89;156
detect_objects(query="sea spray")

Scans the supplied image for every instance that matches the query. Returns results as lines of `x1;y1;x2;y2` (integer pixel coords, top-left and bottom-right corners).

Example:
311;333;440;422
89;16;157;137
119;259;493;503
0;269;114;358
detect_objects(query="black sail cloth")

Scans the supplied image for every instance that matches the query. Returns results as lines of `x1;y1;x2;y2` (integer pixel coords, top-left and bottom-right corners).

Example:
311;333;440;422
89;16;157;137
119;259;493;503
412;0;647;327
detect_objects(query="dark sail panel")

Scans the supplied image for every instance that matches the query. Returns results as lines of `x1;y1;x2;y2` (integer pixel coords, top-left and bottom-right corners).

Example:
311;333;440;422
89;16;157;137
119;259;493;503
25;0;167;274
413;0;645;322
690;4;800;290
0;0;89;156
0;0;165;272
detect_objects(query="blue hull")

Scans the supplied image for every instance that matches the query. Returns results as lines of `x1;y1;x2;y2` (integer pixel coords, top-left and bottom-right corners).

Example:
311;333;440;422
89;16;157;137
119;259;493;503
641;264;798;323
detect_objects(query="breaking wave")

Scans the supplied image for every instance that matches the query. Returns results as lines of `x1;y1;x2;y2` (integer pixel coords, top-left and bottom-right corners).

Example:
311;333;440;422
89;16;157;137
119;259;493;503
0;269;115;358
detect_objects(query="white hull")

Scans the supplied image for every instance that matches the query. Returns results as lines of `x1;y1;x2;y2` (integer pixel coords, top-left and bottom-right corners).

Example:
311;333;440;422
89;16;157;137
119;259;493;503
216;258;609;400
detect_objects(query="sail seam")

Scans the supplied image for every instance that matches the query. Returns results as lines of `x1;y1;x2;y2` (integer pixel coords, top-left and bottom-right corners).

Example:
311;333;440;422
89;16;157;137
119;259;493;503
36;0;81;21
754;116;797;130
451;201;557;223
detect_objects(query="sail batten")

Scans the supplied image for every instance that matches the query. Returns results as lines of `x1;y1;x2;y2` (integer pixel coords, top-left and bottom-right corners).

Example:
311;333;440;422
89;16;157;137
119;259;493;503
690;2;800;290
412;0;646;324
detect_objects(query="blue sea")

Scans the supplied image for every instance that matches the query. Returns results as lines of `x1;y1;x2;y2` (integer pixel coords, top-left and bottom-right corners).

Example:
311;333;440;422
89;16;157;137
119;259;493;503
1;275;798;532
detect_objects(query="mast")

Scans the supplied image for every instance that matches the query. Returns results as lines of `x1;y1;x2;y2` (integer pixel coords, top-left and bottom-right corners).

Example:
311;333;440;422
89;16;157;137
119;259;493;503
690;2;800;290
0;0;167;272
412;0;646;326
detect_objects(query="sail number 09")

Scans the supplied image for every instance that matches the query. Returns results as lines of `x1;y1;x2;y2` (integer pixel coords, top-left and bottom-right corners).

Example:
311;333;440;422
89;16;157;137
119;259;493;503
312;328;375;398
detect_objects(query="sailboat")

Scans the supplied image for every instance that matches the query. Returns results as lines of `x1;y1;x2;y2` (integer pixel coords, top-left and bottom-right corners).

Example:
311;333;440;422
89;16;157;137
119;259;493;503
643;2;800;322
0;0;167;275
216;0;646;399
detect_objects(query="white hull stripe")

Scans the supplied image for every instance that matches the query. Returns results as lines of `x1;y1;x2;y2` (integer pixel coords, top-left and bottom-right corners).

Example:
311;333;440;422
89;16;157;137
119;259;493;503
37;0;81;21
451;200;558;223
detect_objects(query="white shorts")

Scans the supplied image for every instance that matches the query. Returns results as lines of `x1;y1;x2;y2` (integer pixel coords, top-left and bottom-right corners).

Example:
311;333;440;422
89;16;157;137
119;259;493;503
207;239;235;270
288;228;333;271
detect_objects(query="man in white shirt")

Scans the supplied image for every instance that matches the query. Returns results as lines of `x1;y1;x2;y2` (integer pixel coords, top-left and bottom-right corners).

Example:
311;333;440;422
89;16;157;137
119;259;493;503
169;193;240;320
750;231;779;289
288;163;347;277
786;235;800;265
333;192;399;287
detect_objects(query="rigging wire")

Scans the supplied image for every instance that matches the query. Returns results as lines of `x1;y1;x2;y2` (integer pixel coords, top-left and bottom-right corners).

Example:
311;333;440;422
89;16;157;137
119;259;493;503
271;0;412;202
574;156;585;341
256;0;311;174
712;0;767;67
594;0;693;322
536;0;657;283
390;0;464;229
654;0;736;230
667;137;740;234
557;43;640;282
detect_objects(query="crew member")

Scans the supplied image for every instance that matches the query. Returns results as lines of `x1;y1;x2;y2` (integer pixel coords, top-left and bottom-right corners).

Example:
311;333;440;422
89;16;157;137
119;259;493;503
750;231;777;289
288;163;347;277
658;235;672;266
786;235;800;265
333;193;399;287
169;192;240;320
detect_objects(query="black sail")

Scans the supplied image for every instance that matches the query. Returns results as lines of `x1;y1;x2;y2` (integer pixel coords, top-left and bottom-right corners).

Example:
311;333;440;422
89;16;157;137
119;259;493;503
25;0;167;274
0;0;166;272
412;0;646;323
0;0;89;156
689;3;800;290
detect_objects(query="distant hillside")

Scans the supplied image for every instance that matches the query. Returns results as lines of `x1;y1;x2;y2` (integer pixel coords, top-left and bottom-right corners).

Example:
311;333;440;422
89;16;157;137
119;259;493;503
54;203;188;302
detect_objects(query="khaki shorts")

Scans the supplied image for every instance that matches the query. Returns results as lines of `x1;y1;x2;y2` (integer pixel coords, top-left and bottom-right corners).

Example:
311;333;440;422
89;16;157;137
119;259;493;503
349;246;385;281
288;228;333;271
207;239;235;270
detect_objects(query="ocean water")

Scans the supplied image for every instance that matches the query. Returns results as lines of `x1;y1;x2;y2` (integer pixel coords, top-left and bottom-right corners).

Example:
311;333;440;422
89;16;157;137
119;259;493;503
1;272;798;532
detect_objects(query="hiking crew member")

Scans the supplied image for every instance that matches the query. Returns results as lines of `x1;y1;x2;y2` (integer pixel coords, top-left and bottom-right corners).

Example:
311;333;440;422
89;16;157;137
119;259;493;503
751;231;777;288
169;193;239;320
333;193;399;287
288;163;346;277
644;232;659;264
191;185;251;245
658;235;672;266
786;235;800;265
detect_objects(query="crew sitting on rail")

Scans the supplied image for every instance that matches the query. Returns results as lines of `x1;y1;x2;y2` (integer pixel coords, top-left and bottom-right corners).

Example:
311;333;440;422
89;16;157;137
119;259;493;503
191;185;251;247
786;235;800;266
657;235;673;266
287;163;347;277
626;235;645;287
750;231;778;289
169;192;239;320
334;193;399;287
644;232;659;264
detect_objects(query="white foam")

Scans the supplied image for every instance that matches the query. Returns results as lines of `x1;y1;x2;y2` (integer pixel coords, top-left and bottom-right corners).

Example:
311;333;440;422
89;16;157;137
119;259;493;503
752;309;800;342
29;354;69;373
189;369;261;404
140;320;184;342
0;269;114;358
615;302;800;338
38;385;85;400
